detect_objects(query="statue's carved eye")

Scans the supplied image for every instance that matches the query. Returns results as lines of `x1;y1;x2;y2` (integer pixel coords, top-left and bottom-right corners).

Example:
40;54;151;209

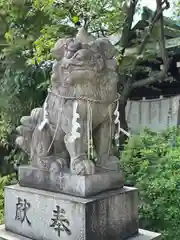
74;52;81;60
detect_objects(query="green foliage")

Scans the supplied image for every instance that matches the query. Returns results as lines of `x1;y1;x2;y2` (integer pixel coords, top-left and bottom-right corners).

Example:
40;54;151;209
0;0;128;66
0;0;177;235
0;0;127;151
121;127;180;240
0;62;51;148
0;174;16;224
171;0;180;21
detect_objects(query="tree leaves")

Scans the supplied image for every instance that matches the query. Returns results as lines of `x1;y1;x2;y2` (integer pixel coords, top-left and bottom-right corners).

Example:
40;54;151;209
121;127;180;239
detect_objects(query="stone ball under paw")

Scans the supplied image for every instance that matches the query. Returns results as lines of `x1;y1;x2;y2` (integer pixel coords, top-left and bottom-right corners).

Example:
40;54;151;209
71;160;95;176
50;159;68;173
49;161;62;174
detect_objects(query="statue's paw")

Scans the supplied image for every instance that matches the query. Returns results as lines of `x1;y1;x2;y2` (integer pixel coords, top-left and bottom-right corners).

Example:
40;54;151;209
72;160;95;176
15;136;30;153
50;159;68;173
97;155;120;171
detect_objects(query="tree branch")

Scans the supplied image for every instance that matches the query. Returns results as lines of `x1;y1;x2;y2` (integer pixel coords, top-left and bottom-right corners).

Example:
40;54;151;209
119;0;138;52
137;0;170;56
156;0;168;67
131;68;170;88
117;0;138;88
131;0;170;89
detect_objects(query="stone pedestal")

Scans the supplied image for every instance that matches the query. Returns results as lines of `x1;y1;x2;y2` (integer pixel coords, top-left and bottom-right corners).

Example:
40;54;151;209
4;185;138;240
0;167;161;240
18;166;124;197
0;226;161;240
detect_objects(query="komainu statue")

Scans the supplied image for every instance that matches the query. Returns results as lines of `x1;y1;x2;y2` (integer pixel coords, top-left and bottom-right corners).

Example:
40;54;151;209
16;27;121;176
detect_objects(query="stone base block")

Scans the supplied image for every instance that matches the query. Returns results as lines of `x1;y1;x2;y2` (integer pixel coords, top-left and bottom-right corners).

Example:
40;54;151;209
0;225;161;240
5;185;138;240
18;165;124;197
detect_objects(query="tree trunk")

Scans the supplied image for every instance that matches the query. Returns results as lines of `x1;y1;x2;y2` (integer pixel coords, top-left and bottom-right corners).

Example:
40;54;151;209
117;75;131;149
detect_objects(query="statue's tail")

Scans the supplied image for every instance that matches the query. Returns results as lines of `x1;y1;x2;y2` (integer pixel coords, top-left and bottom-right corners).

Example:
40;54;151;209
15;108;43;154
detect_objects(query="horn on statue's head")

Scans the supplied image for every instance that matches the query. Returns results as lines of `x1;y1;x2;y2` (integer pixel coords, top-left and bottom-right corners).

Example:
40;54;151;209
75;26;95;44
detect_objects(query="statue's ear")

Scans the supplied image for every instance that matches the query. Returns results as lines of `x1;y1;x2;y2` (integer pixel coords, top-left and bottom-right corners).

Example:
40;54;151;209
94;38;117;59
51;38;66;60
51;38;75;60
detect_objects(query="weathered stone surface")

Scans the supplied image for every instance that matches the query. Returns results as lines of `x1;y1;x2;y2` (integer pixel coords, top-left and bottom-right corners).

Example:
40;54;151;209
5;185;138;240
131;229;161;240
15;27;121;176
18;165;124;197
0;225;161;240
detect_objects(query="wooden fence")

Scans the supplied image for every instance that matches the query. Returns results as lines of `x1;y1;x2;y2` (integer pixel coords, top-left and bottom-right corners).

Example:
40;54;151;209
126;95;180;132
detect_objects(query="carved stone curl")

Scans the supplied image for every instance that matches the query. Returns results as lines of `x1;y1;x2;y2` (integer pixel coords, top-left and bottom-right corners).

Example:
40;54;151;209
16;27;120;176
